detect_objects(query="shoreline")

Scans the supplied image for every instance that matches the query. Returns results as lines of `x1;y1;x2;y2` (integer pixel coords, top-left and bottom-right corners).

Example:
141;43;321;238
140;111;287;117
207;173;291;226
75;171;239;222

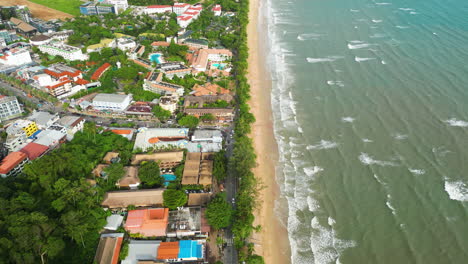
247;0;292;262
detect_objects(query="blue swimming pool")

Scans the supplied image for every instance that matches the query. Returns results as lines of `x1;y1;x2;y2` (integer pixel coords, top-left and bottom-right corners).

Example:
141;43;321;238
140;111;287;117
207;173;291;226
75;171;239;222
162;174;176;186
149;53;162;64
211;63;226;70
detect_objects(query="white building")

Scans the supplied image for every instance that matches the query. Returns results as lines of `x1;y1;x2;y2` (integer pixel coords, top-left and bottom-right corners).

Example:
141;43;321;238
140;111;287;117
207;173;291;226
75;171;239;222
38;42;89;61
114;38;136;51
173;3;190;15
27;111;59;130
133;128;189;151
0;48;32;66
191;129;223;143
177;15;194;28
107;0;128;10
192;49;233;71
144;5;172;14
92;93;133;111
57;116;85;141
212;4;222;16
159;94;178;114
0;96;22;122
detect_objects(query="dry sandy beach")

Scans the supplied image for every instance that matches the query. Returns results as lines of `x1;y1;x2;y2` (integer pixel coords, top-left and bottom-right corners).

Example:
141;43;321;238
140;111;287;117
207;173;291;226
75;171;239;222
247;0;292;262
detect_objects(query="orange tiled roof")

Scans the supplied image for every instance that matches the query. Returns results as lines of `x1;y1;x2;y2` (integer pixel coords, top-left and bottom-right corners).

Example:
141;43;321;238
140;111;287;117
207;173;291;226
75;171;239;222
91;63;111;81
157;241;179;259
192;83;230;96
111;129;132;135
0;152;27;174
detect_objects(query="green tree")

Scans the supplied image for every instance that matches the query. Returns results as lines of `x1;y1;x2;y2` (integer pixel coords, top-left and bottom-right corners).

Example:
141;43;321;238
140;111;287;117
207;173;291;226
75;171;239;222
152;105;172;122
200;113;216;122
205;193;233;229
177;115;199;129
213;150;227;181
246;255;265;264
139;161;163;187
163;189;187;209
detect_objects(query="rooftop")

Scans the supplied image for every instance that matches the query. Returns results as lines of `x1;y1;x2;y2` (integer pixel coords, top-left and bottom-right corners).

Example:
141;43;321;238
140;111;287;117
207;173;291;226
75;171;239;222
0;151;28;174
125;208;169;237
134;128;189;151
188;193;212;206
57;116;84;128
101;189;165;208
93;93;131;104
192;83;230;96
130;151;184;166
156;242;179;260
94;233;124;264
19;142;48;160
121;240;161;264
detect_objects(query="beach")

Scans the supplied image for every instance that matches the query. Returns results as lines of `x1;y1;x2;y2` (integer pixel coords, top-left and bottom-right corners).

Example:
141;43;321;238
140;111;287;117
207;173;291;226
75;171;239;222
247;0;291;262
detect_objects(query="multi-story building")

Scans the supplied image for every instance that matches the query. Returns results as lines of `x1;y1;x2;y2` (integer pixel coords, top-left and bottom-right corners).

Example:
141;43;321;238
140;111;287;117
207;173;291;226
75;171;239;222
114;38;136;51
143;72;185;95
159;94;178;114
183;38;209;49
57;115;85;140
92;93;133;111
9;17;37;37
192;49;233;72
38;42;88;61
173;3;190;15
80;2;118;15
0;48;32;66
107;0;128;11
0;29;17;44
177;15;193;28
0;96;22;121
144;5;173;14
5;119;39;151
0;151;29;177
41;64;88;98
156;62;191;79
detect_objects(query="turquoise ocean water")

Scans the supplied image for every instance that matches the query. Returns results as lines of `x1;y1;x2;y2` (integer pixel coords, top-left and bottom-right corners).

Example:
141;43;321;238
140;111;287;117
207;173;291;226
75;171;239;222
260;0;468;263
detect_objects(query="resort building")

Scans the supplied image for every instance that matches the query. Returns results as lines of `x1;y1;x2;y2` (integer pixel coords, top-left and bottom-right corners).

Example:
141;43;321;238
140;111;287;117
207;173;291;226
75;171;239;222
107;0;128;11
143;72;185;95
0;151;29;177
38;42;89;61
116;166;140;189
41;64;88;98
114;38;136;51
187;130;223;152
177;15;194;28
0;48;32;66
101;189;165;208
0;96;22;121
92;93;133;112
130;57;152;69
80;2;118;15
91;63;111;81
125;103;153;117
124;208;169;237
191;83;230;96
184;94;234;108
94;233;124;264
183;38;209;49
159;94;179;114
133;128;189;151
192;49;233;72
182;152;213;186
130;151;184;168
173;3;191;15
144;5;173;14
156;62;191;79
29;34;51;46
212;4;222;16
184;108;235;123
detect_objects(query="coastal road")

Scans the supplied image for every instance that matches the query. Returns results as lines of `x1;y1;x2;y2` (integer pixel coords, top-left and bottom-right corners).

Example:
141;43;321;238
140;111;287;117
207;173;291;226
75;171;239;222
223;125;239;264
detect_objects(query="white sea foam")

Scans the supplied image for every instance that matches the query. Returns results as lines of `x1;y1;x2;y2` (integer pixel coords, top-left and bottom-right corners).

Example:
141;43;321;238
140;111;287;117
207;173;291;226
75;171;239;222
373;174;385;185
303;166;324;177
359;153;397;166
307;196;321;212
433;32;438;35
444;180;468;202
355;57;376;62
381;60;387;64
410;11;418;15
350;9;360;12
375;2;391;5
409;168;426;175
396;25;410;29
370;33;387;38
386;195;397;215
310;217;357;264
297;33;322;41
372;19;383;23
328;217;336;226
308;140;339;150
342;117;355;123
393;133;408;140
362;138;373;143
306;56;343;63
347;42;373;50
327;80;345;87
399;8;415;11
445;118;468;127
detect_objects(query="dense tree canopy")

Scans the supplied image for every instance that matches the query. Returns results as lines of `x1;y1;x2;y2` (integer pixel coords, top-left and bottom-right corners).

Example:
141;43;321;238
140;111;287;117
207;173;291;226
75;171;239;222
177;115;199;129
205;193;233;229
163;189;188;209
213;150;227;181
152;105;172;122
138;161;164;187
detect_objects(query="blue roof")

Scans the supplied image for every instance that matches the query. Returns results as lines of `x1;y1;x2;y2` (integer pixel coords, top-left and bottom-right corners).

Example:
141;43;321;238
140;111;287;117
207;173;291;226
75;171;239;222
29;129;42;139
177;240;202;259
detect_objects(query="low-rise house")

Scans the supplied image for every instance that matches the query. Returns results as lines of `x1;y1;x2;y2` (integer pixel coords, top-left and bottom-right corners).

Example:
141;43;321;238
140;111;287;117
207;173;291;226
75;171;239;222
192;129;223;143
104;215;124;231
116;166;140;189
130;57;152;69
150;41;170;48
125;103;153;117
57;115;85;140
33;128;67;149
92;164;109;178
191;82;230;96
92;93;133;112
167;207;208;238
125;208;169;237
114;37;136;51
103;152;120;164
86;38;114;53
10;17;37;37
156;240;205;262
182;152;213;186
41;64;88;98
94;233;124;264
0;151;29;177
101;189;165;208
130;151;184;168
133;128;189;151
184;108;234;123
0;96;22;121
121;240;161;264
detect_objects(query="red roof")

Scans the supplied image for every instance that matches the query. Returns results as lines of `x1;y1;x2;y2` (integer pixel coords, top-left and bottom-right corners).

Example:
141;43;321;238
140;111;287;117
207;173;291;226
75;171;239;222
212;5;221;11
44;69;80;78
178;16;193;21
147;5;171;8
47;79;71;89
75;78;90;85
174;3;190;7
20;142;48;160
111;129;132;135
151;41;170;47
188;6;202;10
0;152;27;174
91;63;111;81
184;11;199;15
